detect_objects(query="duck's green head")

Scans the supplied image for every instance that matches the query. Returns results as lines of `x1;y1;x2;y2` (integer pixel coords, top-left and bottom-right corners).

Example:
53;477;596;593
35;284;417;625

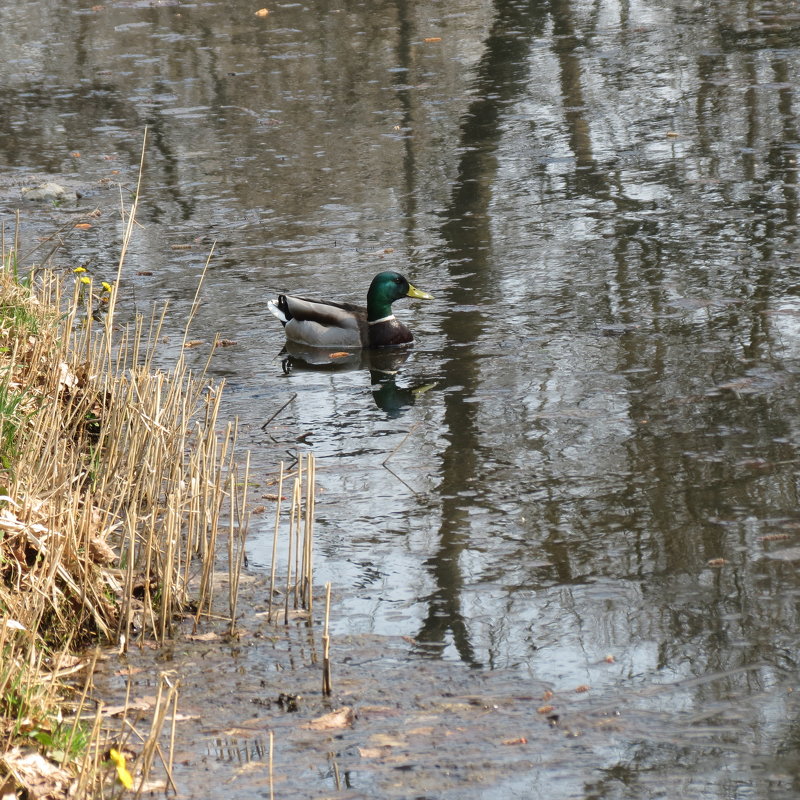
367;271;434;320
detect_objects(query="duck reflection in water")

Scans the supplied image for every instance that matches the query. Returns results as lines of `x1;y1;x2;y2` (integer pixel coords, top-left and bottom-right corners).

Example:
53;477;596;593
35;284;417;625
280;342;435;417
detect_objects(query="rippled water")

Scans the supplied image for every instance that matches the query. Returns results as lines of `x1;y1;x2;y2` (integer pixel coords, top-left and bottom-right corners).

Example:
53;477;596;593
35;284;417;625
3;0;800;796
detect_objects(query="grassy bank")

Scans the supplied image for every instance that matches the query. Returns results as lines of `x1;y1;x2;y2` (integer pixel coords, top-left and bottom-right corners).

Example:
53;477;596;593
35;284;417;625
0;235;248;796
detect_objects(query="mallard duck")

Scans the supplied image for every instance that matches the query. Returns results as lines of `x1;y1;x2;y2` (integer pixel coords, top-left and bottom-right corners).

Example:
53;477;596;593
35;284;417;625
268;271;433;349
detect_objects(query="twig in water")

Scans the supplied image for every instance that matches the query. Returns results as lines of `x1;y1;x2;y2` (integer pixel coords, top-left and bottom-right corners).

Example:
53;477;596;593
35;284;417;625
382;421;422;466
261;392;298;430
382;421;425;495
382;461;421;497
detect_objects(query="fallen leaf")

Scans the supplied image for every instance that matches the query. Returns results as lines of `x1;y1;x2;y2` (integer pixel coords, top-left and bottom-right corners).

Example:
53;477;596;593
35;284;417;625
102;699;152;717
89;536;116;565
707;558;728;567
541;690;554;701
114;666;143;677
759;534;791;542
74;223;93;230
215;339;237;347
537;704;554;714
1;748;72;799
432;701;475;713
71;152;81;158
604;654;615;664
255;7;269;16
57;362;79;390
329;352;351;358
302;706;354;730
574;685;590;693
232;761;268;775
187;631;220;642
423;37;442;42
501;737;527;745
358;746;390;759
183;340;204;349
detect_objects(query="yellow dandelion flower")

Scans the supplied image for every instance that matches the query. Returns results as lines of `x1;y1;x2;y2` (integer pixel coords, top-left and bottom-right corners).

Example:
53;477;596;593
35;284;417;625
73;266;87;274
79;276;91;285
109;749;134;790
101;281;113;293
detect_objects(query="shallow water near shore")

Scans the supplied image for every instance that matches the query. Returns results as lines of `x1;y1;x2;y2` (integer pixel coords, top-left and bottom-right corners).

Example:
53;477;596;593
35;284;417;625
4;0;800;796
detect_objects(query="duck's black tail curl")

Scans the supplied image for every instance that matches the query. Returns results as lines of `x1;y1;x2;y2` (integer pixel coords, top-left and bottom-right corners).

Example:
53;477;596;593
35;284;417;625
268;294;292;326
277;294;292;322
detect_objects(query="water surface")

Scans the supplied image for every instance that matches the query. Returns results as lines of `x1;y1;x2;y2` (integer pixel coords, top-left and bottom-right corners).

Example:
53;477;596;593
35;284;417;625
3;0;800;796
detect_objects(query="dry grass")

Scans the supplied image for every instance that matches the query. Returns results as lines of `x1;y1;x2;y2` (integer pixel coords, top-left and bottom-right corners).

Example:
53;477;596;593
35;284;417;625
266;452;316;624
0;208;248;795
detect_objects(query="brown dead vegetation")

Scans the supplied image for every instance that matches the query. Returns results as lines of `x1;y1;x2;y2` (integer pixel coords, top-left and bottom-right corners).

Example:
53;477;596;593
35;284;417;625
0;223;247;796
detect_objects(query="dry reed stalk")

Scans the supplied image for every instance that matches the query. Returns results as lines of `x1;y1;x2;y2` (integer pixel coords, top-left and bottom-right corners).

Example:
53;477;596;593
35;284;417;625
227;470;237;634
332;757;341;791
167;688;179;791
301;452;315;613
322;582;332;696
294;455;304;603
72;703;104;799
265;452;319;624
283;476;300;625
268;730;274;800
267;462;284;620
228;450;250;635
132;673;180;799
193;419;237;630
62;647;98;769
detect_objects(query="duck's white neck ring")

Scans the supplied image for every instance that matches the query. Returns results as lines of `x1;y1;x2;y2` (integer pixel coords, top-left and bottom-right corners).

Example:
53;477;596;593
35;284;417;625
368;314;396;326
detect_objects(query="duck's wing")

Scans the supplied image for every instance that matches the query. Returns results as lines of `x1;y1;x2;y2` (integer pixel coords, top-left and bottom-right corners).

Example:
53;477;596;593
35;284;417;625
277;296;365;330
269;295;368;348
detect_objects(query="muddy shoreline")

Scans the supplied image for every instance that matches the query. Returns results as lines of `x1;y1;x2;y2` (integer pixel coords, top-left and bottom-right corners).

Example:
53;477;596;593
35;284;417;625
91;568;799;800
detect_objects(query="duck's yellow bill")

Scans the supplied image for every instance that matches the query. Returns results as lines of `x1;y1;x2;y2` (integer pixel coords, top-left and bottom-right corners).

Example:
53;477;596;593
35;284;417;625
406;283;434;300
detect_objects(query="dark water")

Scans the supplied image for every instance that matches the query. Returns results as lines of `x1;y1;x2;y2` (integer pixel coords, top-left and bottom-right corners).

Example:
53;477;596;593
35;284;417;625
4;0;800;796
